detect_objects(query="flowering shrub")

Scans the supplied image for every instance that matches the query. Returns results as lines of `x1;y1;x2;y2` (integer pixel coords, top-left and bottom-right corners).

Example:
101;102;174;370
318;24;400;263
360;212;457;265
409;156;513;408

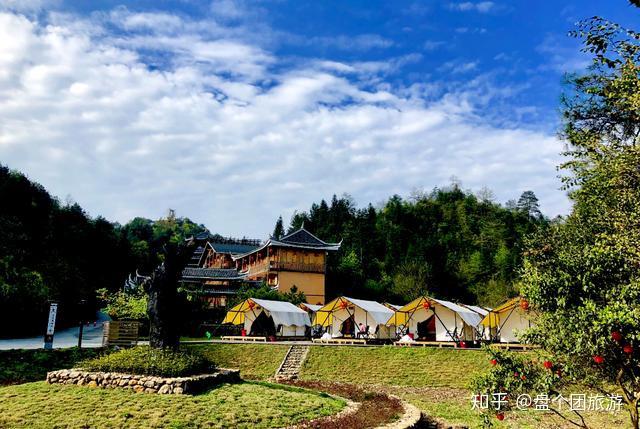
471;347;564;426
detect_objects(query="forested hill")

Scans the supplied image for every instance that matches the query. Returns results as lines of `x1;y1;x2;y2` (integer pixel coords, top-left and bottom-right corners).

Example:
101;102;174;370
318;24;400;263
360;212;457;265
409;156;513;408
1;163;546;337
281;188;547;306
0;165;208;338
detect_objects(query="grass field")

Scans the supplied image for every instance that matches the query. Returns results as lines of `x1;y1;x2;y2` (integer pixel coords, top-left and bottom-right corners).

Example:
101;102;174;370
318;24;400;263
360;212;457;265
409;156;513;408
188;344;287;380
298;345;631;429
190;344;630;429
301;346;487;389
3;344;631;428
0;381;344;429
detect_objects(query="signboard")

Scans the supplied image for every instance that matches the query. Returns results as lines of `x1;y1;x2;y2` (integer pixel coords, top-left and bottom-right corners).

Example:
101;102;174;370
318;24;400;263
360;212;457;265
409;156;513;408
44;303;58;350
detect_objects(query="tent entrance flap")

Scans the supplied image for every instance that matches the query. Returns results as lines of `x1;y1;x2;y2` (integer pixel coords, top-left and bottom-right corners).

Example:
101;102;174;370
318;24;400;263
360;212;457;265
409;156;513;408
250;311;276;336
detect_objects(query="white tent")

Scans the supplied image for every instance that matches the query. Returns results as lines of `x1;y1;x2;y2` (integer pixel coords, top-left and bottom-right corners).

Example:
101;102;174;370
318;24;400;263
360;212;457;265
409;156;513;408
386;297;483;342
464;305;489;317
300;303;323;314
223;298;311;337
462;304;491;340
313;296;395;339
480;298;533;343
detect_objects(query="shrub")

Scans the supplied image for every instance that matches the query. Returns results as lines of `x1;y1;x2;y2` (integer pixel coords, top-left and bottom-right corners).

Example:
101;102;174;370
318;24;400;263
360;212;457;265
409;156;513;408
97;288;148;321
0;348;105;385
80;346;215;377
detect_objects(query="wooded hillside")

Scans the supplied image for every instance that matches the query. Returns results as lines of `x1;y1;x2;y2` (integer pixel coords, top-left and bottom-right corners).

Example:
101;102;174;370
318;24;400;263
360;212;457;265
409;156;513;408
1;163;546;337
0;165;207;337
284;187;547;306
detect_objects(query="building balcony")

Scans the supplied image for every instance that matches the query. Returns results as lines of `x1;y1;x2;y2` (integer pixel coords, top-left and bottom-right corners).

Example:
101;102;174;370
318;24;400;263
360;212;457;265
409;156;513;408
269;261;325;273
241;262;270;277
240;260;326;277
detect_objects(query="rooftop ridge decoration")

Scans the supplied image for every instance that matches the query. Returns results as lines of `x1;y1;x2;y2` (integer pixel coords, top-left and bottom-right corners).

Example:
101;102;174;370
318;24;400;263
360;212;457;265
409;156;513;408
231;226;341;261
277;226;341;246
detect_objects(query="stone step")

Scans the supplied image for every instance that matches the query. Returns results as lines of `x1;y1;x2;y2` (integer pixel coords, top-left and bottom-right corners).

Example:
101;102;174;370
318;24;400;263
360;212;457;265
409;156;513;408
275;345;310;380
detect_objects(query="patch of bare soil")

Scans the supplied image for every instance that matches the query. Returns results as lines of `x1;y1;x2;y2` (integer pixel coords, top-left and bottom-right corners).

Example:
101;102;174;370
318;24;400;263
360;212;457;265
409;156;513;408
284;380;405;429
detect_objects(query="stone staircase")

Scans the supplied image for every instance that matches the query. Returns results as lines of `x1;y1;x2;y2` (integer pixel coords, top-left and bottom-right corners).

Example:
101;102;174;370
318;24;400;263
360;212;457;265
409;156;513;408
274;345;310;380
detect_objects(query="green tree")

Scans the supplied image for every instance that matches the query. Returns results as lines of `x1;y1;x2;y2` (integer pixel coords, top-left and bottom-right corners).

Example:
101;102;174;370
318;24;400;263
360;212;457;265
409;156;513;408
0;165;135;337
288;188;543;306
272;216;284;239
96;287;148;321
230;282;307;307
391;261;431;301
516;191;542;219
512;11;640;428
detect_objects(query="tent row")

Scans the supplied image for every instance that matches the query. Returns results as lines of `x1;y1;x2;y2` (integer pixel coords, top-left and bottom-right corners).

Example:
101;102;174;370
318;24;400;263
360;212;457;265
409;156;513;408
222;296;533;343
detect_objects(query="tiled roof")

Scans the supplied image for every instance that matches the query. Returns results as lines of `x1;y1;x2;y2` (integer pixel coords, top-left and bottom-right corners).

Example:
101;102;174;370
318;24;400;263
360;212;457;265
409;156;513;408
194;232;212;241
181;267;246;281
210;242;261;254
278;228;330;247
231;227;341;260
187;246;206;267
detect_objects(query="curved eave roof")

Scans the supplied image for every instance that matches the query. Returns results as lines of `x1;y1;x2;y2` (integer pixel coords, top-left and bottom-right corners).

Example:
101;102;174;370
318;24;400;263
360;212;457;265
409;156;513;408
270;240;341;251
231;227;341;260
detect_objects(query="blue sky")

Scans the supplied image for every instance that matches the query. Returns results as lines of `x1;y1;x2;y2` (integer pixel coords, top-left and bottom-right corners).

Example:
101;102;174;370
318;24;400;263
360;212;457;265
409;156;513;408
0;0;637;237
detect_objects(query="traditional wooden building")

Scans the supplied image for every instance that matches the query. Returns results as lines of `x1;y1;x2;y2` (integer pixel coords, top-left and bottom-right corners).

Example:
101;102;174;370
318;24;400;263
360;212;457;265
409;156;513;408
180;228;341;307
232;228;341;304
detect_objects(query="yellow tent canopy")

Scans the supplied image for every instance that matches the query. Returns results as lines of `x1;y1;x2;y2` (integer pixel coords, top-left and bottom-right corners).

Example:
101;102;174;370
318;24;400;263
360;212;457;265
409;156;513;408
312;296;394;328
480;297;522;328
222;299;257;325
313;297;351;327
222;298;311;327
384;296;435;326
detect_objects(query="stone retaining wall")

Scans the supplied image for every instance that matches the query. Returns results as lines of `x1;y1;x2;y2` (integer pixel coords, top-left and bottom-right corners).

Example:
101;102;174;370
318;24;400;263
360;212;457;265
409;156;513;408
46;368;240;395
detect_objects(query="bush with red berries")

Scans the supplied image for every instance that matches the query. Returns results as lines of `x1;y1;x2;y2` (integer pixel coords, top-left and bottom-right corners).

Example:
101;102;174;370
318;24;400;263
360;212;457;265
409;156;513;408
471;347;564;426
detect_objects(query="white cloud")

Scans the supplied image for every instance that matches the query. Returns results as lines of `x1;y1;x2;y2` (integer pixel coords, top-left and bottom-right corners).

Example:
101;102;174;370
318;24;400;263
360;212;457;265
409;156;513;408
449;2;495;13
0;10;568;237
209;0;258;21
423;40;446;51
303;34;394;51
440;60;479;74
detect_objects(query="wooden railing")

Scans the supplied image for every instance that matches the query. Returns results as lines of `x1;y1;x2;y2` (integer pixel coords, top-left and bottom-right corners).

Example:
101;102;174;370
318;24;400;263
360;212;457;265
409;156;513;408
242;263;269;277
270;261;325;273
240;260;326;276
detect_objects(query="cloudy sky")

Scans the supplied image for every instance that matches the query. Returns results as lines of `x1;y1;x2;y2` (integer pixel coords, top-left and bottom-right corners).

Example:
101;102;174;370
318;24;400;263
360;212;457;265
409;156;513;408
0;1;636;237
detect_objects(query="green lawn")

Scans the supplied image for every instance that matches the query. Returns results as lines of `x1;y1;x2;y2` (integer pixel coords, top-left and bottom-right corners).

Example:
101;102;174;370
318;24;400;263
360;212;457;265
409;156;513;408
188;344;288;380
300;346;488;389
191;344;630;429
4;344;629;428
0;381;344;429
